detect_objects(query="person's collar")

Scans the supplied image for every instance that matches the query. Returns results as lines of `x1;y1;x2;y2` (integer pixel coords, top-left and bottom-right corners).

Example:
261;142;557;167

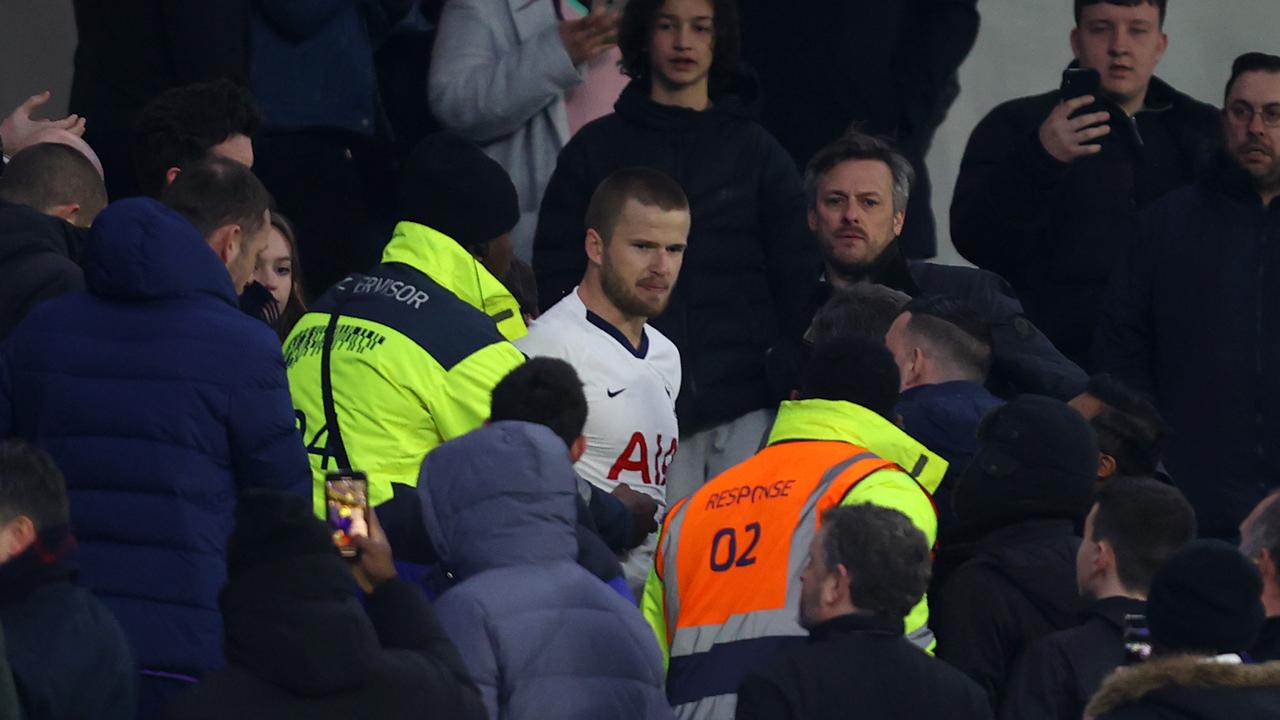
767;399;948;493
1085;595;1148;629
808;612;904;643
898;380;992;403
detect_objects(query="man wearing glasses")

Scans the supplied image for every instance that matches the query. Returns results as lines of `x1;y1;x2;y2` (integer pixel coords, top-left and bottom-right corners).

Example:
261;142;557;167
1096;52;1280;542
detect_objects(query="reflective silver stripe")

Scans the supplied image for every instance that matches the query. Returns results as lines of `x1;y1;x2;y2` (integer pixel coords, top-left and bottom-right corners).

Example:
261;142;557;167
674;693;739;720
668;452;880;660
661;498;693;632
670;608;801;656
907;623;936;650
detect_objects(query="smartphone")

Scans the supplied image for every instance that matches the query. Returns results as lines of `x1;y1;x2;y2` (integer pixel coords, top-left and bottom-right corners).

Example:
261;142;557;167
325;471;369;558
1123;613;1152;665
1061;67;1101;102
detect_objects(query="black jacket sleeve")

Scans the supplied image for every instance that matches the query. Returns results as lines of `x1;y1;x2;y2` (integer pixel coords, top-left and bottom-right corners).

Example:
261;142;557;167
756;134;822;339
533;136;594;314
365;579;487;720
1000;638;1074;720
933;565;1016;712
950;99;1071;278
734;672;797;720
586;482;636;552
1092;208;1158;395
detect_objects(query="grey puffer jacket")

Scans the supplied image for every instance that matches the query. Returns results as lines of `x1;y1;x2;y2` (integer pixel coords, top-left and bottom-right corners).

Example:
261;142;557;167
419;421;673;720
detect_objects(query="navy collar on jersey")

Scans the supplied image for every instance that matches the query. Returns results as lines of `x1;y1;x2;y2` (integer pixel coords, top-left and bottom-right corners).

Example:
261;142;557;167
585;309;649;359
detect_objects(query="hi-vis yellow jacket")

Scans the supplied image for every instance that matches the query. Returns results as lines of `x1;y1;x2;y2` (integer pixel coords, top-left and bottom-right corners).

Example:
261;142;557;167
284;222;527;514
641;398;945;719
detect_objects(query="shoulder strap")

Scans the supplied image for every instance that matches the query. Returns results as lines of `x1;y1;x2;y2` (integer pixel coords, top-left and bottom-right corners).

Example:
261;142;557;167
318;280;358;471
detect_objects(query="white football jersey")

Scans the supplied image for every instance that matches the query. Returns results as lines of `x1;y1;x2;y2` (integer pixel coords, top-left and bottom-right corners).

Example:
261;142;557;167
515;288;681;508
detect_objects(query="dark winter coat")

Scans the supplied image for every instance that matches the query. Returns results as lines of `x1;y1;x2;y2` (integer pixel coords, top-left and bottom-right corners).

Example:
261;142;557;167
740;0;980;258
735;613;992;720
1094;155;1280;538
0;527;135;720
933;520;1083;709
1087;655;1280;720
952;73;1219;367
419;421;673;719
897;380;1004;542
1253;618;1280;663
0;200;86;340
0;198;312;679
166;554;486;720
533;77;821;433
1002;596;1146;720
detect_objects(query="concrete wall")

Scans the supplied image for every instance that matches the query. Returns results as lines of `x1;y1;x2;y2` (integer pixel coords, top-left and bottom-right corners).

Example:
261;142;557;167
1;0;1277;264
0;0;76;117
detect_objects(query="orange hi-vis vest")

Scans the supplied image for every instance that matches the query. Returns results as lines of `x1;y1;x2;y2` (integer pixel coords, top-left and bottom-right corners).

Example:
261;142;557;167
655;441;933;719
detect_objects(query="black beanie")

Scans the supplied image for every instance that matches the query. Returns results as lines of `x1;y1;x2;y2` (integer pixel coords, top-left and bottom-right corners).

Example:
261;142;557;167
1147;539;1265;655
954;395;1099;531
226;490;337;579
396;132;520;253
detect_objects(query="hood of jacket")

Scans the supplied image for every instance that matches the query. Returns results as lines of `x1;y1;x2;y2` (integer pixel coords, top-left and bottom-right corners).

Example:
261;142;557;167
612;64;762;130
971;519;1082;629
83;197;238;304
0;200;86;268
220;553;382;696
767;399;948;494
1086;655;1280;719
418;421;579;579
381;221;526;341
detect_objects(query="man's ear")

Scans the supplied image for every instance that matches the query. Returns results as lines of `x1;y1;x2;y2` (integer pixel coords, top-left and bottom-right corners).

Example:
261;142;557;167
165;166;182;188
570;435;587;463
825;563;851;607
1096;538;1117;575
1098;453;1117;480
1069;27;1082;61
585;228;606;265
0;515;37;561
44;202;81;226
1261;549;1278;583
892;208;905;238
807;207;818;233
207;224;243;267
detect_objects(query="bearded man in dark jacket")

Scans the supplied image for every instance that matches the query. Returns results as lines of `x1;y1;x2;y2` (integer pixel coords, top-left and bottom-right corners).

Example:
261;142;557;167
951;0;1219;368
1095;52;1280;540
533;0;820;504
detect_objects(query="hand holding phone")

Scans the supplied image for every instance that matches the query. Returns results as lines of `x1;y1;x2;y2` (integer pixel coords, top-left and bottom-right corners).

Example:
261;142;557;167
325;471;369;558
1039;68;1112;163
349;507;397;593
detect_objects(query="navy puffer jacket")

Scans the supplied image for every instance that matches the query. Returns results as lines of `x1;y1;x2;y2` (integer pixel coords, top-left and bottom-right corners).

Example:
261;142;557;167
419;421;673;720
0;198;311;678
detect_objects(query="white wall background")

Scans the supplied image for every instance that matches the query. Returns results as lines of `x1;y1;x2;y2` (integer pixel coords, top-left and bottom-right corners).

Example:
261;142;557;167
928;0;1280;264
1;0;1277;264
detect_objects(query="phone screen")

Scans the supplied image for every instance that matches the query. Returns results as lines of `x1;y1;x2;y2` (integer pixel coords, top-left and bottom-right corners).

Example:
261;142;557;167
325;472;368;558
1123;613;1152;665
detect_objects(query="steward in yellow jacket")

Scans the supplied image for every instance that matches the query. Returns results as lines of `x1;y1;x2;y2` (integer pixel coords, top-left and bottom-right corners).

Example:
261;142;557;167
284;134;527;525
642;337;945;720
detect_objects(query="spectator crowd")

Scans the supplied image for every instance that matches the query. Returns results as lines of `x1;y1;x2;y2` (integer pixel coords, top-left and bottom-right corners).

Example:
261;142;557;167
1;0;1280;718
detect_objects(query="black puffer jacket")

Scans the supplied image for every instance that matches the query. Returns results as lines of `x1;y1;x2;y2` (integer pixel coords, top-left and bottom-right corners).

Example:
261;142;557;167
1095;156;1280;538
0;200;86;339
533;76;820;432
167;555;486;720
951;73;1219;367
932;520;1083;711
1087;656;1280;720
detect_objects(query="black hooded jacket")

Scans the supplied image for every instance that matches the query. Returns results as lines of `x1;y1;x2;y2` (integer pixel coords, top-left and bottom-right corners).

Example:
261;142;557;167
932;520;1083;710
533;75;821;433
1087;655;1280;720
951;73;1219;368
0;199;87;339
166;554;486;720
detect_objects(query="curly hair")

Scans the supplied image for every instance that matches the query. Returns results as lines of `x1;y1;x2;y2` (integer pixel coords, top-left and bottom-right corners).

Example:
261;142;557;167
133;79;261;198
617;0;741;96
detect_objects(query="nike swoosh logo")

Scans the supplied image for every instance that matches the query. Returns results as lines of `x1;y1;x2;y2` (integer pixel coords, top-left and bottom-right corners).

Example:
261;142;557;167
607;388;626;398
